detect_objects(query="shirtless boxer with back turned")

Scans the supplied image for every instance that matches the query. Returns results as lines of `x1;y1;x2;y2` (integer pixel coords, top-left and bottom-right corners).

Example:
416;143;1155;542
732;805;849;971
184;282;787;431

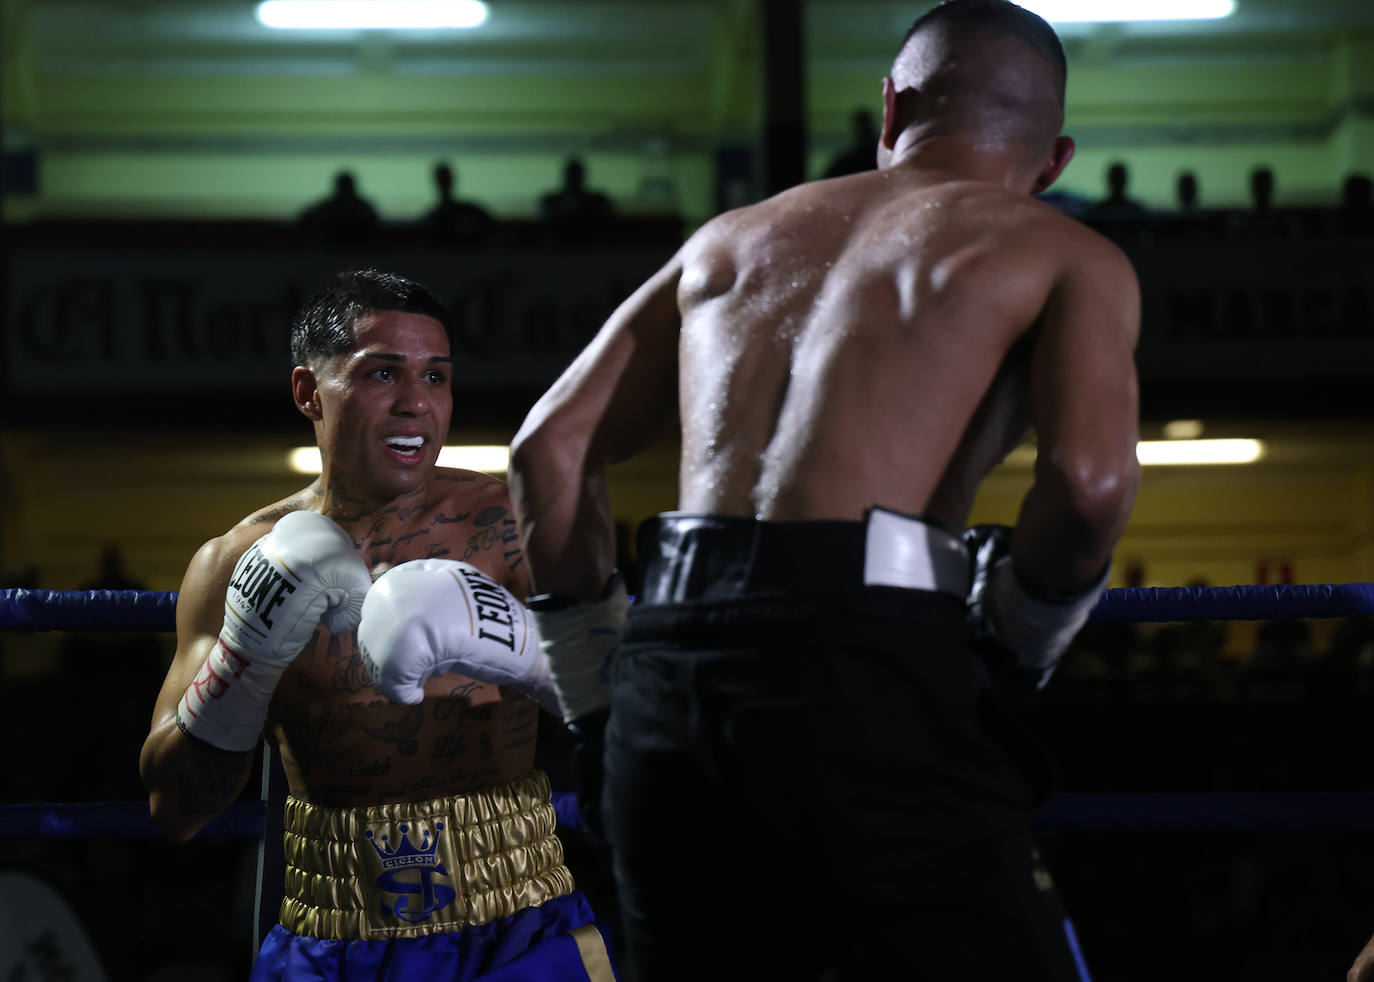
509;2;1140;979
140;269;615;981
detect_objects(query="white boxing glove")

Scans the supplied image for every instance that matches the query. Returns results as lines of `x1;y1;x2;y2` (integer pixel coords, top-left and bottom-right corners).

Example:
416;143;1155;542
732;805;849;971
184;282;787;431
978;554;1109;689
178;510;372;751
528;573;630;724
356;559;557;713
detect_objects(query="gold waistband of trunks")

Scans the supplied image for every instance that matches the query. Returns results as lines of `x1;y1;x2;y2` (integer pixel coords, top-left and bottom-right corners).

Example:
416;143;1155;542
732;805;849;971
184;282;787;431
278;770;575;941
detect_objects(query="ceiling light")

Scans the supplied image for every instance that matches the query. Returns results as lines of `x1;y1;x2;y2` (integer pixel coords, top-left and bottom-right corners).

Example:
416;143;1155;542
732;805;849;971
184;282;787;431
436;445;509;474
256;1;489;30
1019;0;1235;23
288;445;509;475
288;447;322;473
1136;439;1264;466
1161;419;1205;440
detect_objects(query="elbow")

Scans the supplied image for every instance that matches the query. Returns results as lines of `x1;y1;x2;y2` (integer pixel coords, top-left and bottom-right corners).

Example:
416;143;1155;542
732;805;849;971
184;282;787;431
148;794;202;844
507;425;543;487
1045;447;1140;541
509;416;588;494
139;731;204;844
509;417;554;485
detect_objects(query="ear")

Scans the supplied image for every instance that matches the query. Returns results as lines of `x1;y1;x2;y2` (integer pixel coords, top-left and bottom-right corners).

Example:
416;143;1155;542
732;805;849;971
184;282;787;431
1031;135;1076;195
292;366;322;421
880;77;902;151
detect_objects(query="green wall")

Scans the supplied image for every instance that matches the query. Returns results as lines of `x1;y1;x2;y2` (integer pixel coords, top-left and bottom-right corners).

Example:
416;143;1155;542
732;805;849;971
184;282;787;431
4;1;1373;226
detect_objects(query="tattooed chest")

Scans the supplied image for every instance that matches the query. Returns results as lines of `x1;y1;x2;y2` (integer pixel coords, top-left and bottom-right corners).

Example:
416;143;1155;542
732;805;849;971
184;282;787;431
270;680;541;805
359;504;523;578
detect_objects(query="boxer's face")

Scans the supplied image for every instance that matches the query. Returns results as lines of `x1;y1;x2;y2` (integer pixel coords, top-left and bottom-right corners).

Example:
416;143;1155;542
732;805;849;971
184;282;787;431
311;310;453;502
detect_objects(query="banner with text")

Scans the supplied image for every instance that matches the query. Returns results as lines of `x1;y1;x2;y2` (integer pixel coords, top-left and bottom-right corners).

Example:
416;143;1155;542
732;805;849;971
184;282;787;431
6;250;670;392
1131;238;1374;380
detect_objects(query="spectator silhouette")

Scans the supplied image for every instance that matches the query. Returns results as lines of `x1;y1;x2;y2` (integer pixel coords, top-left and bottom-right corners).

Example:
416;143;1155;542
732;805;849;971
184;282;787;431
539;157;615;245
1176;171;1200;212
1332;172;1374;238
81;544;146;593
420;162;494;247
1085;161;1149;222
1084;161;1150;245
298;170;381;246
1228;165;1292;240
1161;169;1220;241
823;109;880;178
1250;166;1275;212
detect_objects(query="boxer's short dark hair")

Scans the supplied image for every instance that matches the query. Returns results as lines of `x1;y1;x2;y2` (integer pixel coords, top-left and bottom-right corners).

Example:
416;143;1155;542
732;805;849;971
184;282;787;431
290;268;450;367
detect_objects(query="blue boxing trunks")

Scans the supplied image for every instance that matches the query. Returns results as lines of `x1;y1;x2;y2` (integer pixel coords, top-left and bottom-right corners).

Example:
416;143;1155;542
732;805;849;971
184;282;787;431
249;770;617;981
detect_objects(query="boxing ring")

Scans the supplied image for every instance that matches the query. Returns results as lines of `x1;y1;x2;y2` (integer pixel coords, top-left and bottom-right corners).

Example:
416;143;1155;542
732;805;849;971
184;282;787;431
4;582;1374;977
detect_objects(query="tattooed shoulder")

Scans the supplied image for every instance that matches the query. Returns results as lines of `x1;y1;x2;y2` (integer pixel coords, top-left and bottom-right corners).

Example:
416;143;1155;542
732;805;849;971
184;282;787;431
245;501;302;528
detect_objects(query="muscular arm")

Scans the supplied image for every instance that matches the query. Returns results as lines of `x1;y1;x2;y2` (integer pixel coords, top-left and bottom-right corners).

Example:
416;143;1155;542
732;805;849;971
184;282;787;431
1013;237;1141;594
1350;933;1374;982
139;536;256;842
509;252;684;599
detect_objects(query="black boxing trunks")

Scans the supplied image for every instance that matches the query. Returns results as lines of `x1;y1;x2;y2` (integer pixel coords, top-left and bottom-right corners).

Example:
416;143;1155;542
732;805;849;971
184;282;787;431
600;510;1080;982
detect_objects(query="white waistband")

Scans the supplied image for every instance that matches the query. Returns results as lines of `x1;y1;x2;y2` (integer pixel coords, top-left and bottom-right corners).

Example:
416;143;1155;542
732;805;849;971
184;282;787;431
863;508;970;597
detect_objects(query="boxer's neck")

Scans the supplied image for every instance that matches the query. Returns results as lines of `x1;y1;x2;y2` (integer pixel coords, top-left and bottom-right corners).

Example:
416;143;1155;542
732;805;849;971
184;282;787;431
308;475;431;527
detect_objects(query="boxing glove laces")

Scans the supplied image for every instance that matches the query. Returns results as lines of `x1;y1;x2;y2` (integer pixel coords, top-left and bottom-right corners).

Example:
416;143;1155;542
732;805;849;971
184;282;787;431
178;510;372;751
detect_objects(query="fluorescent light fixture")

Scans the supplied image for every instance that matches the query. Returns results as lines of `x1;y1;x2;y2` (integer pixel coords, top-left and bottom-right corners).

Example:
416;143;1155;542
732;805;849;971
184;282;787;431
288;445;509;475
437;445;509;473
1136;438;1264;466
256;1;489;30
1161;419;1205;440
1000;436;1264;469
288;447;323;473
1019;0;1235;23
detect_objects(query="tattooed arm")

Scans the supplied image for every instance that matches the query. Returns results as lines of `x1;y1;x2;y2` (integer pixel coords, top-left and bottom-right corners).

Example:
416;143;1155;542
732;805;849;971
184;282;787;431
434;473;531;601
139;530;260;842
471;501;532;602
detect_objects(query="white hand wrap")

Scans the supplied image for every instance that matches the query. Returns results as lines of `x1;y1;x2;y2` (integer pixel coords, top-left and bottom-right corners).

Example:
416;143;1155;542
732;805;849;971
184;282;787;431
983;556;1109;689
356;559;557;712
529;576;630;725
178;511;371;752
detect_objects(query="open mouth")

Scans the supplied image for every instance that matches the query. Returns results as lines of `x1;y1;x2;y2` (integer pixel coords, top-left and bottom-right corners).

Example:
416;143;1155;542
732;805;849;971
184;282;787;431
383;435;425;460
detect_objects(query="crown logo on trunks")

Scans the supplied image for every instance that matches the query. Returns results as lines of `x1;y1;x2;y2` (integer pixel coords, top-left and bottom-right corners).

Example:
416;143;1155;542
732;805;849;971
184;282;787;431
364;822;444;871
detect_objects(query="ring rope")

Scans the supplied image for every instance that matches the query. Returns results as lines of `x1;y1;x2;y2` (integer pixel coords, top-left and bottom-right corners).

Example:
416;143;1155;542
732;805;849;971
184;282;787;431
1;588;178;631
1090;583;1374;622
0;793;586;840
4;583;1372;840
8;792;1374;839
4;582;1374;632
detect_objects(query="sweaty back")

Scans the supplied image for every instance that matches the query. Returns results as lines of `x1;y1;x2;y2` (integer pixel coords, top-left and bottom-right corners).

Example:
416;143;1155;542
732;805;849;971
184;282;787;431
675;168;1068;528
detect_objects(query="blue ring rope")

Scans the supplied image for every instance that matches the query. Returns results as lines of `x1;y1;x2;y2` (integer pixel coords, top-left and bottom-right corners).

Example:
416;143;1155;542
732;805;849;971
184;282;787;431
7;792;1374;840
4;582;1374;632
0;796;585;840
5;583;1373;840
0;588;179;631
